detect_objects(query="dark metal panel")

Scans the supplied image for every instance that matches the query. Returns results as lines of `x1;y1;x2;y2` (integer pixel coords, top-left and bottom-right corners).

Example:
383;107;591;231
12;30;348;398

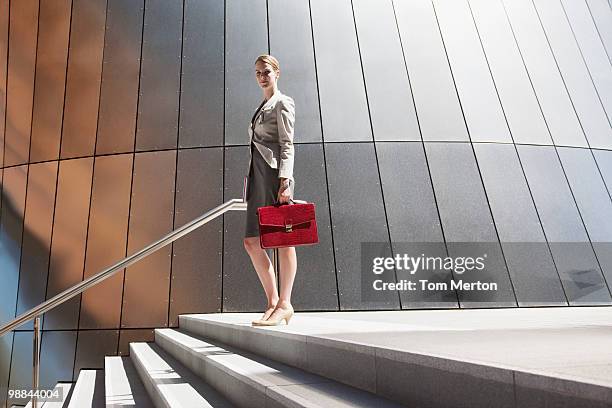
179;0;224;148
224;0;267;146
562;0;612;125
118;328;154;356
8;332;33;406
79;154;132;329
0;165;27;326
594;149;612;193
39;331;77;389
503;0;588;148
393;0;468;142
45;158;94;330
268;0;322;143
290;144;337;310
434;0;511;143
558;147;612;294
424;142;517;307
122;150;176;328
310;0;371;142
587;0;612;61
0;0;9;168
9;331;76;406
470;0;552;145
4;0;38;166
16;162;58;330
377;141;457;309
135;0;182;151
517;144;612;304
170;147;223;325
29;0;71;163
353;0;419;141
222;145;262;311
60;0;106;159
95;0;144;155
533;0;612;149
0;332;12;408
325;143;399;310
474;143;566;306
74;329;119;378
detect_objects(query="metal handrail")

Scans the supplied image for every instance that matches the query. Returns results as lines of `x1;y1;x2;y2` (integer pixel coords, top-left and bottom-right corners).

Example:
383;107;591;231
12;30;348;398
0;198;246;407
0;198;246;336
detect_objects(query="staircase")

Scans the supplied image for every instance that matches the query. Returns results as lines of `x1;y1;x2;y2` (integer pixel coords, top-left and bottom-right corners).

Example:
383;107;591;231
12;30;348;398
20;307;612;408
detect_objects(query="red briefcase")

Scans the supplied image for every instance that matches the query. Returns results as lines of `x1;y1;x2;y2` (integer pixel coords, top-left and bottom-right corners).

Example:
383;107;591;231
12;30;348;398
257;201;319;249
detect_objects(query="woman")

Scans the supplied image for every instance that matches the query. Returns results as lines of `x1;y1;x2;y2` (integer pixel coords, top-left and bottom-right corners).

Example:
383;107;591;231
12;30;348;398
243;55;297;326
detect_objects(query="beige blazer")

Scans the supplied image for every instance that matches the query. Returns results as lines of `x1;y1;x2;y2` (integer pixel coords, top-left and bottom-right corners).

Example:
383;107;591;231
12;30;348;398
247;89;295;182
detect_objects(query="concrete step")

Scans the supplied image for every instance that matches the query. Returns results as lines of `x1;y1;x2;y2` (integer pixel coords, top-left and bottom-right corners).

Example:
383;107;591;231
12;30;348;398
105;356;154;407
179;311;612;408
24;382;72;408
67;370;105;408
129;341;234;408
154;328;404;408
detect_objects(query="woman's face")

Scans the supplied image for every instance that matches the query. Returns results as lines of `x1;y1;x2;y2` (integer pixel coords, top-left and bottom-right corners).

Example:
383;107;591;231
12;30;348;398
255;61;278;90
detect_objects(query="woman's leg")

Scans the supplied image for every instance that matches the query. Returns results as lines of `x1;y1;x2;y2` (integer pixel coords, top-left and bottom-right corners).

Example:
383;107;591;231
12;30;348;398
244;237;279;315
269;246;297;317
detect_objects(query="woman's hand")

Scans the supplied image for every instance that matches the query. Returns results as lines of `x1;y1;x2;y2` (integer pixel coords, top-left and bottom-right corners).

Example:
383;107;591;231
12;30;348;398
277;178;291;204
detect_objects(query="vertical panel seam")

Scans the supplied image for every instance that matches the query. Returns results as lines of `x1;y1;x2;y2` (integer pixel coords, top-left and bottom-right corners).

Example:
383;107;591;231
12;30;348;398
308;0;341;310
585;0;612;65
350;0;401;309
168;0;185;328
118;0;146;341
221;0;226;313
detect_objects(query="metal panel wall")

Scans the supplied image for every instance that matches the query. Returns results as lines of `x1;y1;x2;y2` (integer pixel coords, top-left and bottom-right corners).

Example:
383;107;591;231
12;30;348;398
0;0;8;168
470;0;552;145
73;329;119;377
534;0;612;149
122;150;176;328
353;0;420;141
517;144;612;304
325;143;399;310
503;0;588;148
4;0;38;167
60;0;106;159
222;145;262;311
425;142;517;307
135;0;182;151
0;165;27;325
377;142;457;309
290;144;337;310
170;147;224;325
225;0;268;146
0;331;12;408
268;0;322;143
558;147;612;289
29;0;71;163
79;154;132;329
434;0;511;143
310;0;371;142
563;0;612;125
587;0;612;59
8;332;33;406
179;0;224;148
394;0;468;141
594;149;612;193
16;162;58;330
474;143;567;306
95;0;143;155
45;158;94;330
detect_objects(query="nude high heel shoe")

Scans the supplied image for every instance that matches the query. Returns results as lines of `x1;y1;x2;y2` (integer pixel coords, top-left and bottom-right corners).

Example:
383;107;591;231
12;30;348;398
252;305;294;326
251;306;276;326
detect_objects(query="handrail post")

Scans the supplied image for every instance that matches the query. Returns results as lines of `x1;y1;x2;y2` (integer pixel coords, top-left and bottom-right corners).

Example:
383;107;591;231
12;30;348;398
32;316;41;408
272;248;279;287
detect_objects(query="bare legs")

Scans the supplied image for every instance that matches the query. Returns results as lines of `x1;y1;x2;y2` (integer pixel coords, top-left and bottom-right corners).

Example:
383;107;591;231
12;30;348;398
243;237;297;321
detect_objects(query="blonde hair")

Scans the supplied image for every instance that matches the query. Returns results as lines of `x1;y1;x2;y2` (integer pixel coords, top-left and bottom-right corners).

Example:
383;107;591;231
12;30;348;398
255;54;280;74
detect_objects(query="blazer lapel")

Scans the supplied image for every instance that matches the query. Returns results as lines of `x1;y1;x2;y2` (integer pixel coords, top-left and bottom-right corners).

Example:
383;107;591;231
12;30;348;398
252;90;282;125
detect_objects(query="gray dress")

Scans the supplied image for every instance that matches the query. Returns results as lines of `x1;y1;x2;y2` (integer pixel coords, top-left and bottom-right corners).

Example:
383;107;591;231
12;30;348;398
244;103;294;238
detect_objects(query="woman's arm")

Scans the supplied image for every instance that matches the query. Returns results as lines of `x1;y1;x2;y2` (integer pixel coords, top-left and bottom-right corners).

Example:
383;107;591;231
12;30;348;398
277;96;295;182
